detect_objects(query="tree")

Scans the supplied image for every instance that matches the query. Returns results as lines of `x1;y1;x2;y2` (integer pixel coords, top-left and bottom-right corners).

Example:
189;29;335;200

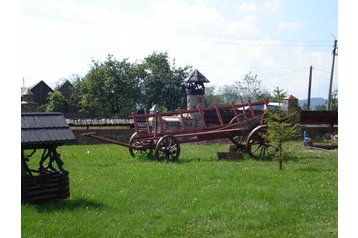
235;72;264;101
315;104;327;111
218;84;239;104
138;52;191;111
42;91;68;112
78;55;141;115
271;86;287;105
330;89;338;111
302;102;309;111
203;86;224;106
263;109;300;170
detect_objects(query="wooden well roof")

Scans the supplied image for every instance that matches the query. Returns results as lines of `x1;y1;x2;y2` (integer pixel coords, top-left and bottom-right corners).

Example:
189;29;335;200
21;112;76;148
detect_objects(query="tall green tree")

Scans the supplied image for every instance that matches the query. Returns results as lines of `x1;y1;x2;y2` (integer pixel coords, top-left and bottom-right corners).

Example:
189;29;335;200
78;55;141;115
138;52;191;111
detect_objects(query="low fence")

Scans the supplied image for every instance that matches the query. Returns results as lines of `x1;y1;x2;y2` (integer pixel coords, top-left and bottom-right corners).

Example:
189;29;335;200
300;111;338;126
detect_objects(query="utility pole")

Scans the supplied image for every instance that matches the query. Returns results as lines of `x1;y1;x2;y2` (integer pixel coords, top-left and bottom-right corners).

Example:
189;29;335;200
327;39;338;111
307;65;313;110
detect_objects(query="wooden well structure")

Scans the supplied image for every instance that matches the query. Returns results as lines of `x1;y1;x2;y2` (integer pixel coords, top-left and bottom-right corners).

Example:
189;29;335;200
21;112;76;203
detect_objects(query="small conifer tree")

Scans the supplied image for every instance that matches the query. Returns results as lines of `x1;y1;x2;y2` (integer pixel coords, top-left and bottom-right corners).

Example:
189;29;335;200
263;109;300;170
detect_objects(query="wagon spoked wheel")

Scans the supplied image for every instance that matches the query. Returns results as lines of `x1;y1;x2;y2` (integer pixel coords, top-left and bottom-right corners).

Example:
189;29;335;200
229;116;246;149
128;132;153;158
246;125;279;159
155;135;180;161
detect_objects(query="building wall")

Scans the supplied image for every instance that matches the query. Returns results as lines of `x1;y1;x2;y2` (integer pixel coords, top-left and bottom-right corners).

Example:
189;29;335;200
31;81;53;106
187;94;204;110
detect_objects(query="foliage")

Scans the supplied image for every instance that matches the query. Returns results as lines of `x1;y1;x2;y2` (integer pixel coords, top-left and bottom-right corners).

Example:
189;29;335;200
315;104;327;111
235;72;264;101
203;86;224;106
137;52;191;111
206;72;271;106
78;55;141;115
217;84;239;104
302;102;309;111
330;89;338;111
42;52;191;116
22;142;337;237
263;109;300;170
254;90;272;102
271;86;287;105
42;91;68;112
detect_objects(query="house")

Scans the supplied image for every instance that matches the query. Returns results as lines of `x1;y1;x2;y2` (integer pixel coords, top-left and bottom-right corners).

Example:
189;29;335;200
58;80;74;99
21;80;54;112
23;80;53;106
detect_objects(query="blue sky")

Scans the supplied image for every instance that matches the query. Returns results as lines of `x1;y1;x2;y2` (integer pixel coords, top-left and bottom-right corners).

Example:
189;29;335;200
22;0;338;99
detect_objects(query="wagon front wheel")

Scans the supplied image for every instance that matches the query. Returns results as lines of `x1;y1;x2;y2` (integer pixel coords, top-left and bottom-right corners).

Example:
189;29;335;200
129;132;153;158
155;136;180;161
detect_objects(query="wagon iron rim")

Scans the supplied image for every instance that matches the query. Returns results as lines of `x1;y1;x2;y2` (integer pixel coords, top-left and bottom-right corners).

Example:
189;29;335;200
155;135;180;161
246;125;279;159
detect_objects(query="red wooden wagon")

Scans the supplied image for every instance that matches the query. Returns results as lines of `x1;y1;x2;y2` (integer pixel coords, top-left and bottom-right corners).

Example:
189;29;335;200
82;99;277;161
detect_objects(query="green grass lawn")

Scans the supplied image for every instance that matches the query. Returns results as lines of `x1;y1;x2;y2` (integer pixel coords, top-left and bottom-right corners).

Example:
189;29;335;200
22;142;337;237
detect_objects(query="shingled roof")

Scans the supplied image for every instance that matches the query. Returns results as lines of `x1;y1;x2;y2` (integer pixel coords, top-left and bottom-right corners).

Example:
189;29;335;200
185;69;210;83
21;112;76;148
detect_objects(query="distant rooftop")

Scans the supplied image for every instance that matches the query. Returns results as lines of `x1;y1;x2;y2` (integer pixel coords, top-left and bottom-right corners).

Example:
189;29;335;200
185;69;209;83
284;95;298;100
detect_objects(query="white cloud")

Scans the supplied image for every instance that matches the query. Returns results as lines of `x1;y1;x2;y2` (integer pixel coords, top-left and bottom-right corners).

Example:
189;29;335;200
278;21;303;30
261;0;280;13
22;0;335;99
238;2;257;11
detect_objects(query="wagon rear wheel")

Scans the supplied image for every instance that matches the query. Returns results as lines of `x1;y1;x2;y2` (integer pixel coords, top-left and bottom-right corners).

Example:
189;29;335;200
155;135;180;161
246;125;279;159
128;132;153;158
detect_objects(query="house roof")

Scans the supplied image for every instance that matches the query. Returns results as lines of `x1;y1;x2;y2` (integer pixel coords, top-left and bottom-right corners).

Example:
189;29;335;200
284;95;298;100
21;112;76;148
185;69;210;83
29;80;53;92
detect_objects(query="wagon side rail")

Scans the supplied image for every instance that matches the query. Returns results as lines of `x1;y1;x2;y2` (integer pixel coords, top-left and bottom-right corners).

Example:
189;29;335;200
129;100;268;140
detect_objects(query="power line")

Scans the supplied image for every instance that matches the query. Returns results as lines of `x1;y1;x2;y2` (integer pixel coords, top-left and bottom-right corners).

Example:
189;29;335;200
314;68;338;76
22;3;333;48
260;67;309;81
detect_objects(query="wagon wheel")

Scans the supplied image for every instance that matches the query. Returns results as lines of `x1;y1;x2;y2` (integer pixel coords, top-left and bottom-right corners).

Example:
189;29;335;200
246;125;279;159
229;116;246;149
155;135;180;161
128;132;153;158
